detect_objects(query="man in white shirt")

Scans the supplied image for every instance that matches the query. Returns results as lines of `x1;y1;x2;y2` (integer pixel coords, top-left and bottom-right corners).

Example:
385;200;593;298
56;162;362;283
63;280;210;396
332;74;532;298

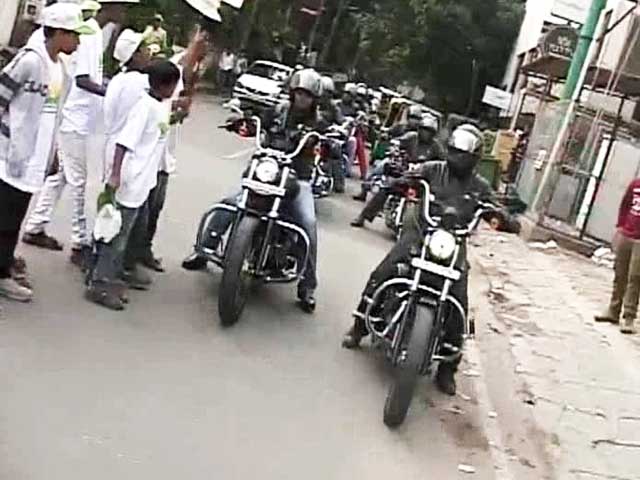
0;3;93;303
217;48;236;94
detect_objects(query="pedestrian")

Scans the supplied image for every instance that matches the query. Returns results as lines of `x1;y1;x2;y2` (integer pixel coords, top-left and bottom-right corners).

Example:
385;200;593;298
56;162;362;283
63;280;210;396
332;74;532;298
22;0;107;266
0;3;93;303
234;50;248;78
86;60;180;311
127;29;209;274
142;13;168;54
595;178;640;334
217;48;236;93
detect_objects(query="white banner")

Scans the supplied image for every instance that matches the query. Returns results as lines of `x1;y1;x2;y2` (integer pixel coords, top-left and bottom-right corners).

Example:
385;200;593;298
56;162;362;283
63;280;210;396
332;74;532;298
482;85;513;111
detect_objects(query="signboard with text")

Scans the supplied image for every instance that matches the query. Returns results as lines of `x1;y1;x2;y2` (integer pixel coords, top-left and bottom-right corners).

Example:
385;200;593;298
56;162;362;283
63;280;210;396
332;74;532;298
482;86;513;110
541;26;579;59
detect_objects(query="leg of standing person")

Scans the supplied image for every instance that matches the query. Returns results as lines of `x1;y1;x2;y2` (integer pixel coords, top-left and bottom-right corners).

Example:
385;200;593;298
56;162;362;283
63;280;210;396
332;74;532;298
596;231;631;325
139;171;169;272
87;205;140;311
122;199;153;290
22;162;67;251
345;137;357;178
0;179;34;302
621;238;640;334
356;130;369;180
61;132;91;266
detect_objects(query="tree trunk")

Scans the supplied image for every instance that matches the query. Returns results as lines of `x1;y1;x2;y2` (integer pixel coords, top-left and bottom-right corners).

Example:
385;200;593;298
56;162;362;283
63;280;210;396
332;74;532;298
240;0;261;51
319;0;349;66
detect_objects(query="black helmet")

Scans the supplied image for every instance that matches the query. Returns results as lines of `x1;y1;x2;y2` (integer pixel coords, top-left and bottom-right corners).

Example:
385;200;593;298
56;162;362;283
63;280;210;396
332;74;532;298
447;124;484;178
289;68;322;98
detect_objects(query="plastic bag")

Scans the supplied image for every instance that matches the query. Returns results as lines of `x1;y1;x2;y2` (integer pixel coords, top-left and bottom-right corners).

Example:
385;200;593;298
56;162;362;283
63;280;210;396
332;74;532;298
93;186;122;244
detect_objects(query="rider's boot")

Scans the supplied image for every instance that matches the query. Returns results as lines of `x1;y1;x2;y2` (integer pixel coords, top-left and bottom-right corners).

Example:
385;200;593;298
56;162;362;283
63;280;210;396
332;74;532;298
350;213;367;228
182;253;208;271
435;362;457;396
342;299;369;349
297;287;316;314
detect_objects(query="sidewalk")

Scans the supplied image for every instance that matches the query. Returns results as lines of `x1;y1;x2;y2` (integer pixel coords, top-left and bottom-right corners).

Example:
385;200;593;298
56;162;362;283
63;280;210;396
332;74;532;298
469;228;640;480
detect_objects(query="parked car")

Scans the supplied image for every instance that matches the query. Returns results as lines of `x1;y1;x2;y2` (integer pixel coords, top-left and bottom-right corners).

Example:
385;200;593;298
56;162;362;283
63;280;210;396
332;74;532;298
233;60;293;111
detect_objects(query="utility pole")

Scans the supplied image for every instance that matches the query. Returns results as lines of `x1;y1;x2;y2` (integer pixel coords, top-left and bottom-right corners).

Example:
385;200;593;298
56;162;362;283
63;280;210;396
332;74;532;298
529;0;607;217
320;0;349;65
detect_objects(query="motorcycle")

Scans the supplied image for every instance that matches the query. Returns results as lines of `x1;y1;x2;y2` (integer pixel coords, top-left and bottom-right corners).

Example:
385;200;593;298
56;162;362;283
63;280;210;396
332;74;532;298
193;110;323;326
311;124;350;198
360;179;494;427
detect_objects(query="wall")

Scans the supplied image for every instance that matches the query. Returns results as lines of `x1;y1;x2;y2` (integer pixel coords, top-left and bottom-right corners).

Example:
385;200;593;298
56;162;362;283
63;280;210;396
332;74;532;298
0;0;21;46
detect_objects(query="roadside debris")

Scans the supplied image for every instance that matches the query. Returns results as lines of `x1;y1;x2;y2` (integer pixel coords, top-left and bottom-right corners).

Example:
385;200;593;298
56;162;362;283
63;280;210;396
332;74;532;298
529;240;558;250
457;464;476;474
591;247;615;269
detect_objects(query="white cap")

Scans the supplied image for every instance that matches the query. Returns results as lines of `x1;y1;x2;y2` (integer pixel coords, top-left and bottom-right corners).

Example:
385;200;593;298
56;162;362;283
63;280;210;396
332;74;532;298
42;3;96;34
113;29;144;66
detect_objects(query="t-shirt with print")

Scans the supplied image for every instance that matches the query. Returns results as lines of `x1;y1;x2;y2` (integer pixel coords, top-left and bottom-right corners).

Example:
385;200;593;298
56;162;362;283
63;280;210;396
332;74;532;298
115;93;169;208
59;17;103;136
102;70;149;181
0;53;63;193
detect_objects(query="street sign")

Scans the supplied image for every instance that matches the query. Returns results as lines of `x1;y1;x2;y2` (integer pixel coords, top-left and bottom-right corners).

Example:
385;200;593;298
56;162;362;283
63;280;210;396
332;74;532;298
541;26;579;59
482;86;512;110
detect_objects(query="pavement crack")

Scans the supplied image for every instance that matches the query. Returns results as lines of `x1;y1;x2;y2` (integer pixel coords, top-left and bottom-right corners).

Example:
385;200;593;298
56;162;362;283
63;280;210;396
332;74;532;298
592;438;640;449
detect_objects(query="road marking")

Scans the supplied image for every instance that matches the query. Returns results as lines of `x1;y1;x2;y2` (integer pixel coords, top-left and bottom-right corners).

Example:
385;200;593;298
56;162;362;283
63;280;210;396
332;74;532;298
223;147;254;160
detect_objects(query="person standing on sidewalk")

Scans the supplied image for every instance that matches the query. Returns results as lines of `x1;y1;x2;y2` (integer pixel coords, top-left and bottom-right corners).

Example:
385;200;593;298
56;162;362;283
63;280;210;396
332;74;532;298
22;0;107;266
86;60;179;311
0;3;93;303
595;178;640;334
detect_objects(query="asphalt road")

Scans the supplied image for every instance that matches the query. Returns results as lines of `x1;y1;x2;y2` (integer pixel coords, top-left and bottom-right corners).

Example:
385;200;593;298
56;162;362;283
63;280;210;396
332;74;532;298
1;97;498;480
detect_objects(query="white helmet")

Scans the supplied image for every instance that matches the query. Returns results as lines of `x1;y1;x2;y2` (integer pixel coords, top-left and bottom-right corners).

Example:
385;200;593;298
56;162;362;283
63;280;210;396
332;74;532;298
419;114;439;132
289;68;322;98
408;104;423;121
356;84;367;96
448;124;484;155
344;82;357;96
321;76;335;96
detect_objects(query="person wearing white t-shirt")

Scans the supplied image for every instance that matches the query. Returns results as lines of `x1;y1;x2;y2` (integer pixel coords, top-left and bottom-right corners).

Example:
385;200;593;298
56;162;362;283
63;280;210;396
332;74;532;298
86;60;179;311
23;1;125;267
0;3;94;304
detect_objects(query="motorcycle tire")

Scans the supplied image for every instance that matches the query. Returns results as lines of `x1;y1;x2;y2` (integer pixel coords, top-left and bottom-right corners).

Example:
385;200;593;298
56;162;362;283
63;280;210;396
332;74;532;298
218;215;260;327
383;304;435;428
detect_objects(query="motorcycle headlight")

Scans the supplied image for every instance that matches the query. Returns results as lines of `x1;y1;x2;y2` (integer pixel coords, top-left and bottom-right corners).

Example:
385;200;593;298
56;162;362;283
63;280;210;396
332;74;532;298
254;159;280;183
428;230;457;261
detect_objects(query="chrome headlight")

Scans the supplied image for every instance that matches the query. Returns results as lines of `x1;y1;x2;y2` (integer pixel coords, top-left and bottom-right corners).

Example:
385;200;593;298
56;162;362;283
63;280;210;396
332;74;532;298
254;159;280;183
428;230;457;261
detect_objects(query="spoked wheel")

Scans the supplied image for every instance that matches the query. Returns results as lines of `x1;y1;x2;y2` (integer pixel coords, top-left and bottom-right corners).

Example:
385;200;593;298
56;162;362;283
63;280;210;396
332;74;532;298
383;304;435;428
218;216;260;327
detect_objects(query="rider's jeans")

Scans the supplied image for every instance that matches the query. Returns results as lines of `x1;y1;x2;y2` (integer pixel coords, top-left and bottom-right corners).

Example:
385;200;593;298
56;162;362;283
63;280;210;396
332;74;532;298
202;180;318;293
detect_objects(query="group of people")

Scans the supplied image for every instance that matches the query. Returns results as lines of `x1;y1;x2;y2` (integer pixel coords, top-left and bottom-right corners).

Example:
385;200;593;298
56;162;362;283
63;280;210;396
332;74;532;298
0;0;208;312
177;64;494;394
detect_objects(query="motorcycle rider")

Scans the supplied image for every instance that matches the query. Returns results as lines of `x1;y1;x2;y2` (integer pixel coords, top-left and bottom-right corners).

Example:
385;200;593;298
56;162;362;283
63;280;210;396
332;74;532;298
351;113;444;217
318;76;346;193
342;124;495;396
182;68;324;313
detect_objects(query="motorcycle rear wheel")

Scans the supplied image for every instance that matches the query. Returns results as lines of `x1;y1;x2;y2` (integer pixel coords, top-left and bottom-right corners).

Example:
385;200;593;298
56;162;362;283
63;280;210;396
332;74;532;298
383;304;435;428
218;215;260;327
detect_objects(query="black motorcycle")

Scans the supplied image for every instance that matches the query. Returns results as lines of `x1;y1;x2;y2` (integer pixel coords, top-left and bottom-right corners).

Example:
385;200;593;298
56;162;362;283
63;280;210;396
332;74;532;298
360;180;493;427
193;111;322;326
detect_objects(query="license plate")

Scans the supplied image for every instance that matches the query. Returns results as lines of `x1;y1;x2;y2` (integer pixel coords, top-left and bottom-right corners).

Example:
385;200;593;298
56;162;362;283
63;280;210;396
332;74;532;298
411;258;461;281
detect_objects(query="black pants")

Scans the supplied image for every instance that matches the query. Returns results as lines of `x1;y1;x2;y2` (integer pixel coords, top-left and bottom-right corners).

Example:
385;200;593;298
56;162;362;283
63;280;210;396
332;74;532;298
0;179;32;278
126;171;169;267
359;189;389;222
353;224;468;364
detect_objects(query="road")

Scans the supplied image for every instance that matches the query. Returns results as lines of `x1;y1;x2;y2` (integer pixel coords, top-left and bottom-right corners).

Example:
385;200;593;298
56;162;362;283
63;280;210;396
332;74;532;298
1;97;498;480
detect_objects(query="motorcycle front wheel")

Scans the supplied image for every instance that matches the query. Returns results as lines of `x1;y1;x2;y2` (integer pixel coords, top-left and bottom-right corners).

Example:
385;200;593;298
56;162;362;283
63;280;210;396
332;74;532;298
383;304;435;428
218;215;260;327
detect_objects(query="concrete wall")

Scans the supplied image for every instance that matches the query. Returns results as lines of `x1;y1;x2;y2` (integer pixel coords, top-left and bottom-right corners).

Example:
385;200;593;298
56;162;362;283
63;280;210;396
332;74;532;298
0;0;21;46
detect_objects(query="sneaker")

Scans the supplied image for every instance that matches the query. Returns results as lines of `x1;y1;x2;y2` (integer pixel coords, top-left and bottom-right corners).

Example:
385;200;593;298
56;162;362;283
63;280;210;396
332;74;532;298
435;363;457;396
85;282;125;311
70;246;91;270
620;318;637;335
594;311;620;325
140;251;165;273
182;253;208;271
121;266;153;291
22;232;64;251
0;277;33;302
10;256;32;290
